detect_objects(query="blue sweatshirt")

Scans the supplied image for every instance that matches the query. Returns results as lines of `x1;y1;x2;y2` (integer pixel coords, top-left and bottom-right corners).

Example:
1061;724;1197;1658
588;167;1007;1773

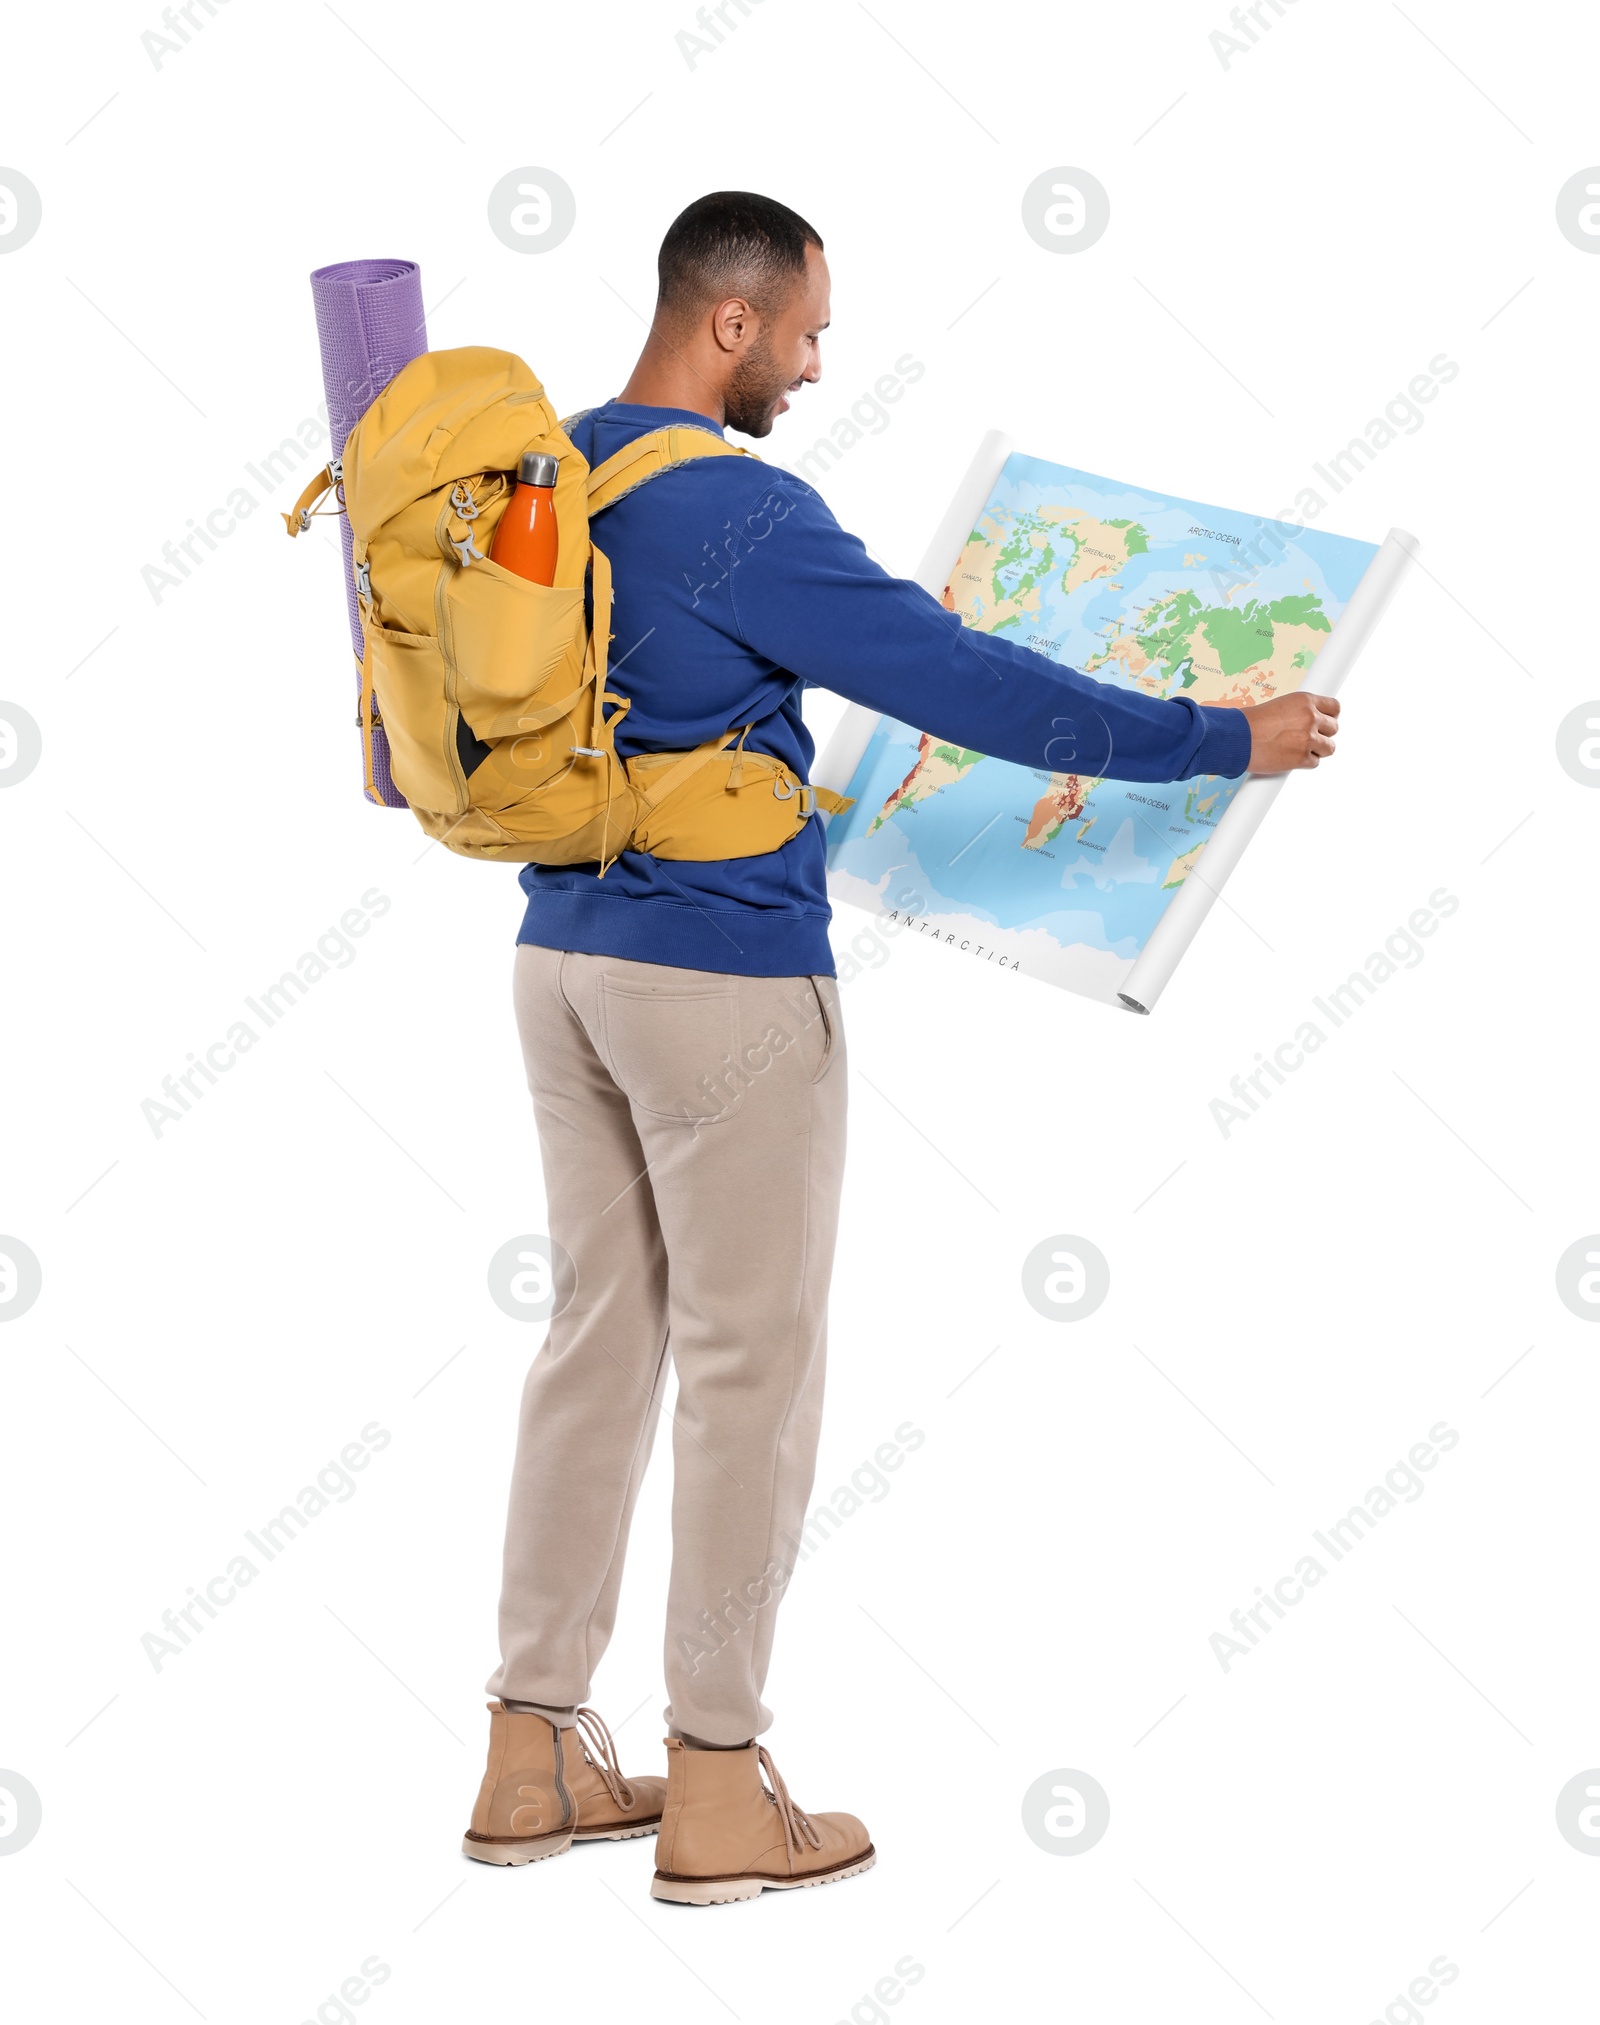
516;402;1252;977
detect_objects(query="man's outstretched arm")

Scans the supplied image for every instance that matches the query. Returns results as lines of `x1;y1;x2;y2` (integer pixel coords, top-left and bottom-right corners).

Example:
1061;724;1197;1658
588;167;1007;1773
723;475;1339;781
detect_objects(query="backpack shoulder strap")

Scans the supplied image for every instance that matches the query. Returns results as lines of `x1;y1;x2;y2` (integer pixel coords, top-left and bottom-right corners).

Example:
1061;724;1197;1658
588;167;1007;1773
587;426;754;516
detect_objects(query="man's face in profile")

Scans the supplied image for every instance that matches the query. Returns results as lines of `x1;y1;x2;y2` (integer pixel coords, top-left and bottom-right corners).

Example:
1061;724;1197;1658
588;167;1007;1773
724;243;830;438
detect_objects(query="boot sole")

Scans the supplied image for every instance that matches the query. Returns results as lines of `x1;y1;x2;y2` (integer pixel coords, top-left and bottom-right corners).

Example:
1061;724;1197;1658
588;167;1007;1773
650;1847;876;1904
573;1816;662;1843
462;1828;575;1866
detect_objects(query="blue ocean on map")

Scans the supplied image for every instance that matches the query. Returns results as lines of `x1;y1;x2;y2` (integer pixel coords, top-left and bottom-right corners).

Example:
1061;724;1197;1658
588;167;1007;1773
826;455;1378;967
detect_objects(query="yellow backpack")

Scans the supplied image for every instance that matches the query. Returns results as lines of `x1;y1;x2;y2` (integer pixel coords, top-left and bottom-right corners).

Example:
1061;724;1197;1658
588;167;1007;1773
284;345;851;869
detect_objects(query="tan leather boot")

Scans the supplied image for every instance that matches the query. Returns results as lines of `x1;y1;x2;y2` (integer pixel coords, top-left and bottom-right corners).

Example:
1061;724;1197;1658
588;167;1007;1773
463;1703;666;1863
650;1739;874;1904
463;1702;575;1865
563;1706;666;1842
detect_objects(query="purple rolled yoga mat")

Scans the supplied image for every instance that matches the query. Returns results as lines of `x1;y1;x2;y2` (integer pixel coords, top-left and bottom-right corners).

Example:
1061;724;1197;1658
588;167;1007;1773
309;258;429;808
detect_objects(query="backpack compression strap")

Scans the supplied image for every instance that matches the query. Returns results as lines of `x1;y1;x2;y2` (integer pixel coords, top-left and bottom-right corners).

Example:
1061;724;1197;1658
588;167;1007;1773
281;459;342;537
586;426;752;515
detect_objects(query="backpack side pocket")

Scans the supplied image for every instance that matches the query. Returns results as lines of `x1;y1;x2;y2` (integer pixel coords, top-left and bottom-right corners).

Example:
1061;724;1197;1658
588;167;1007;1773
443;556;588;740
364;617;466;816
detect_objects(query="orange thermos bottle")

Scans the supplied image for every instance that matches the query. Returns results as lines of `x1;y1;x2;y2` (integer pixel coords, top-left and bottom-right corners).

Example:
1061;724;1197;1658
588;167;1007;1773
491;451;560;583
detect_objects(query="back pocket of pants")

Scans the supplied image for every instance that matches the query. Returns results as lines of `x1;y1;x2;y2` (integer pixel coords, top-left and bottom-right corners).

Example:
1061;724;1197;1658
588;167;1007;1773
805;976;840;1084
599;979;738;1122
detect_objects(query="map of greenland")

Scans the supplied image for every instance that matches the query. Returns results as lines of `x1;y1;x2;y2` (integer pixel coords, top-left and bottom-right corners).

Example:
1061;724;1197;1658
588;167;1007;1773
824;455;1378;1003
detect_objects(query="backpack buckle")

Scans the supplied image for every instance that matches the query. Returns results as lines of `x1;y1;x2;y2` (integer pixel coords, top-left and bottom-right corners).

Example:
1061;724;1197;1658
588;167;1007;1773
798;784;817;816
354;558;371;601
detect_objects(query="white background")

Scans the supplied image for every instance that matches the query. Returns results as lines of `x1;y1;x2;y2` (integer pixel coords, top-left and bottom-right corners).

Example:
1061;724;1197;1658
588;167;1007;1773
2;1;1597;2019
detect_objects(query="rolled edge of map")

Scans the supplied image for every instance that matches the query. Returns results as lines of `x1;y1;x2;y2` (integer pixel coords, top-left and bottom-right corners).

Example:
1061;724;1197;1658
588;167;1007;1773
909;427;1017;596
1116;525;1421;1016
814;428;1016;820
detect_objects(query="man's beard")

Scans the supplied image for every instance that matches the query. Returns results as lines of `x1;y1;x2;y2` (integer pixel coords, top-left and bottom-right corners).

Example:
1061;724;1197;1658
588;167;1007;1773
724;332;790;438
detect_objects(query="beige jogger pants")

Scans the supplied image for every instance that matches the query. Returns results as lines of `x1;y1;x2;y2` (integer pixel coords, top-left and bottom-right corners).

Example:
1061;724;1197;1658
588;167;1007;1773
486;945;848;1745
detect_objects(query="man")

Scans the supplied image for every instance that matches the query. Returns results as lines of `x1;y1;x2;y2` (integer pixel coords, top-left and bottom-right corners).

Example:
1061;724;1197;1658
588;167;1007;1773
463;192;1338;1903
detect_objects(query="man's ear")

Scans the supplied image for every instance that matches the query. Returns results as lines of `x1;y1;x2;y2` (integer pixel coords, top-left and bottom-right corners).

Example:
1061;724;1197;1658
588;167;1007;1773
710;295;756;354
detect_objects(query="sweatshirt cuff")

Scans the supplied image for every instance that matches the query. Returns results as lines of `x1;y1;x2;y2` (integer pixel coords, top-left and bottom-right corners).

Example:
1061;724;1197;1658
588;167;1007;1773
1193;702;1252;779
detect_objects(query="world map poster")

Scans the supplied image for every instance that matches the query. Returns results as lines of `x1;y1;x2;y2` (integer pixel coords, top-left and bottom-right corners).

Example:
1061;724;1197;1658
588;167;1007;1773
823;451;1388;1008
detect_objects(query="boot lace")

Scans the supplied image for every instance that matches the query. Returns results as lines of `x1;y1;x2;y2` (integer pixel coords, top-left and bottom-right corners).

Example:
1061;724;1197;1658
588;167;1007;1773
757;1745;823;1856
572;1706;635;1810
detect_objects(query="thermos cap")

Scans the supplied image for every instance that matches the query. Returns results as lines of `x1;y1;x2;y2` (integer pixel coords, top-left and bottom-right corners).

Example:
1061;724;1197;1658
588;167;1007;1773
518;451;559;487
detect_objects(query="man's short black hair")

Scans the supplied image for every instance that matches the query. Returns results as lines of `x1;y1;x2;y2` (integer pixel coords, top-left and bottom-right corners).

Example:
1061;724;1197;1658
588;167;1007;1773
656;191;822;326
